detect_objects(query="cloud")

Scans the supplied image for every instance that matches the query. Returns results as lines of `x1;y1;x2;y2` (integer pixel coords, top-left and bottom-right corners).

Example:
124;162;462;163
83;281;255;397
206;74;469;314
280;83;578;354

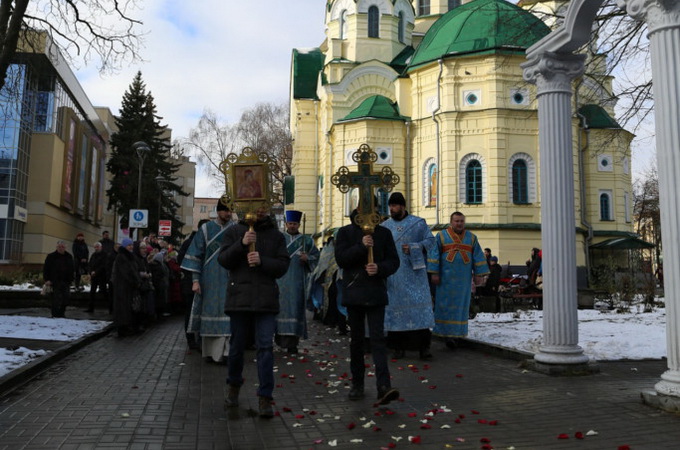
73;1;326;195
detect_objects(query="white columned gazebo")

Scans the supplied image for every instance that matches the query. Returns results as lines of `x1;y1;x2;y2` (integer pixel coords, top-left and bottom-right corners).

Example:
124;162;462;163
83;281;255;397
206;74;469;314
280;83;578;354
522;0;680;412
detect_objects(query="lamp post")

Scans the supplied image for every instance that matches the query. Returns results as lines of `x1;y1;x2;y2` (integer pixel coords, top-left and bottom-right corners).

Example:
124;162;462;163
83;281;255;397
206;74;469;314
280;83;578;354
134;141;150;209
132;141;150;240
155;176;167;233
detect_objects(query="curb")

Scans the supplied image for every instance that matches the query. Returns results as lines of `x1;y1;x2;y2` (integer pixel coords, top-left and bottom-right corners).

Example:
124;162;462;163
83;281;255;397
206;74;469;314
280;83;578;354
0;323;115;397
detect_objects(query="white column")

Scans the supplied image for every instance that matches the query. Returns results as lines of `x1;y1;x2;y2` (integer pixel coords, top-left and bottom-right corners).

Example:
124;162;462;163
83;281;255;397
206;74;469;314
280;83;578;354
523;52;590;365
620;0;680;399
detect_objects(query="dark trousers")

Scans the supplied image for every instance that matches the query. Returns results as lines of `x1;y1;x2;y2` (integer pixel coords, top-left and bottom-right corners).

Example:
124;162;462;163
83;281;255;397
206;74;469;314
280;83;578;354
51;282;70;318
227;312;276;399
388;329;431;352
347;305;390;390
89;276;108;310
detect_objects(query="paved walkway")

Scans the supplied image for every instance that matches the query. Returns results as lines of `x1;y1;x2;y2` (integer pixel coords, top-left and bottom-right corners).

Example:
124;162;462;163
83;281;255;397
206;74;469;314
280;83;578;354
1;311;679;449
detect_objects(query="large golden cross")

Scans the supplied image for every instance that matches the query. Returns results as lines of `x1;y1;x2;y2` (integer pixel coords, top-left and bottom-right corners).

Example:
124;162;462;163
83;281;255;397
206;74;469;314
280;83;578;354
331;144;400;262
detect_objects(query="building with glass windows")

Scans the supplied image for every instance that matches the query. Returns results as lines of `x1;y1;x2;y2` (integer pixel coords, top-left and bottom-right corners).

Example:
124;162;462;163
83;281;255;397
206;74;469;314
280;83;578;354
287;0;635;281
0;32;195;269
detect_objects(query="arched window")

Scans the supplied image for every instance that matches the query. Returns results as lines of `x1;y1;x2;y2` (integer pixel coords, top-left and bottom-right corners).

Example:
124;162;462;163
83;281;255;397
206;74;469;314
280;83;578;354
512;159;529;204
600;192;612;221
377;188;389;217
419;0;430;16
398;11;405;44
368;6;379;38
340;9;348;39
428;164;438;206
448;0;461;10
466;160;483;204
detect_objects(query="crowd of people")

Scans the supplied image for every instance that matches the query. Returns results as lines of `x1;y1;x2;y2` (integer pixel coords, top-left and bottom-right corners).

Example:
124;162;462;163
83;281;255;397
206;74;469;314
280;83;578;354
42;230;184;335
42;194;546;419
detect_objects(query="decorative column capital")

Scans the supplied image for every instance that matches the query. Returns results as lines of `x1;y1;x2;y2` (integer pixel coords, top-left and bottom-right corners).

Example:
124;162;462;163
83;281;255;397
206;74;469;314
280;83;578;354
618;0;680;34
522;52;586;95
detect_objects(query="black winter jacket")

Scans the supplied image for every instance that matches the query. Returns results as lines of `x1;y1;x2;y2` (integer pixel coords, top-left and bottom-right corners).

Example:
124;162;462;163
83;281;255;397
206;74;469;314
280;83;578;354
334;221;400;307
218;216;290;314
43;251;75;285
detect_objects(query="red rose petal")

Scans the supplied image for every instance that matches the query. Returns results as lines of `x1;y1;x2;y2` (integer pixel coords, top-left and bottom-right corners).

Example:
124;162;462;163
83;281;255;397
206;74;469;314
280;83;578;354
482;445;493;450
488;420;498;426
388;443;397;448
618;446;631;450
385;410;396;415
459;414;466;419
347;422;356;430
428;385;437;389
282;407;292;412
471;410;480;414
295;414;305;419
455;374;464;378
478;419;488;424
420;424;432;429
410;436;421;444
373;426;382;431
408;412;418;418
557;434;569;440
575;432;584;439
480;437;491;443
454;418;461;424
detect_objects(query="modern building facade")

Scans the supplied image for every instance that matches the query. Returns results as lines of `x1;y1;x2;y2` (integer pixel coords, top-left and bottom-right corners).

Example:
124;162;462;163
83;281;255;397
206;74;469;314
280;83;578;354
288;0;635;282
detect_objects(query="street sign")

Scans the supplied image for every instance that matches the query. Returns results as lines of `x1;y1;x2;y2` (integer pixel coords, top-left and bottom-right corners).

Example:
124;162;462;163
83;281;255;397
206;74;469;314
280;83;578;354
158;220;172;237
129;209;148;228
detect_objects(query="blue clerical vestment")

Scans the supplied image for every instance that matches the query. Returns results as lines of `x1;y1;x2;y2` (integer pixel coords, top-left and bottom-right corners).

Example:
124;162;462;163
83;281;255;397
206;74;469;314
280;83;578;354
383;214;435;332
277;233;319;338
181;219;233;337
427;228;489;337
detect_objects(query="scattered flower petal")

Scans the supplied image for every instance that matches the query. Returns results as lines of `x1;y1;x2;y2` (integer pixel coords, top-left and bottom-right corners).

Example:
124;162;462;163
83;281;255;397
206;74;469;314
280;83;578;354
586;430;598;436
575;432;584;439
329;440;338;447
120;413;130;418
409;435;421;444
557;434;569;440
440;425;451;429
350;439;363;443
347;422;356;430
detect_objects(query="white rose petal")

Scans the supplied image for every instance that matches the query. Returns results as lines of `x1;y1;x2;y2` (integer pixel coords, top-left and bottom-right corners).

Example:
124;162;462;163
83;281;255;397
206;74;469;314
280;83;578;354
586;430;598;436
328;440;338;447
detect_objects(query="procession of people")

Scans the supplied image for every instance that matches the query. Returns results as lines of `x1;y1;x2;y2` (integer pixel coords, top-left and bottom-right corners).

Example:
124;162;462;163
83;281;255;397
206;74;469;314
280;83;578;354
42;188;526;419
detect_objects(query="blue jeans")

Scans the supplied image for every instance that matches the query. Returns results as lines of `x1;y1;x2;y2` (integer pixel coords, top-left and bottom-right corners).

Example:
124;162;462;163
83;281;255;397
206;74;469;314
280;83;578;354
347;305;390;390
227;312;276;399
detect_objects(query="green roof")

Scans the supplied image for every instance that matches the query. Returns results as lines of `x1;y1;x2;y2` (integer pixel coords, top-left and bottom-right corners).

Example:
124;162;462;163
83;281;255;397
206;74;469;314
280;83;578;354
408;0;551;71
390;46;415;74
292;48;325;100
338;95;409;123
590;237;655;250
578;104;622;129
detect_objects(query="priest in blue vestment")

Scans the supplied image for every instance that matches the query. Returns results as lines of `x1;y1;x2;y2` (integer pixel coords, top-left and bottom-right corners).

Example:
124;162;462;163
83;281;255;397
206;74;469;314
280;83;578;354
181;199;234;362
427;211;489;346
382;192;436;360
276;210;319;354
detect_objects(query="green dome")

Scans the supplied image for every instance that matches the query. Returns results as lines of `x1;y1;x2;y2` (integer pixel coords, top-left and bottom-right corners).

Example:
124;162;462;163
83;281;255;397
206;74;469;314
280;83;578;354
408;0;551;71
338;96;409;123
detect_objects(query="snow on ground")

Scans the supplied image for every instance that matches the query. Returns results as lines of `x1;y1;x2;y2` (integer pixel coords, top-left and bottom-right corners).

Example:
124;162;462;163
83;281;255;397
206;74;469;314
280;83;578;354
0;316;110;377
468;307;666;361
0;299;668;379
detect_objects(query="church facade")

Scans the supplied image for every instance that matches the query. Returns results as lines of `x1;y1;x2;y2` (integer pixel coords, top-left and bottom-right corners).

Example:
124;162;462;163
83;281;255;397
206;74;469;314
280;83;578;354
287;0;634;281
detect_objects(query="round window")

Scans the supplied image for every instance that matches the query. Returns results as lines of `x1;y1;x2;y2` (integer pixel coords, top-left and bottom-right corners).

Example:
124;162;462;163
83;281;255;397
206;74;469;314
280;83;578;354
466;93;478;105
513;92;524;104
601;158;609;167
379;151;388;160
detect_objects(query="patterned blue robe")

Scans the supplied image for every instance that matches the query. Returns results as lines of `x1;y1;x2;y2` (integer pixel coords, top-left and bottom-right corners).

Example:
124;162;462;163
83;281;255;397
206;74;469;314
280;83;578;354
427;228;489;337
277;233;319;338
181;219;233;337
383;214;435;332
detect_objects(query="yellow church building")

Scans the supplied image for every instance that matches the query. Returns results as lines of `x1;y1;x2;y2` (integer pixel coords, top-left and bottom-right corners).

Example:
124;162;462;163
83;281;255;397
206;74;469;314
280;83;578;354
287;0;635;284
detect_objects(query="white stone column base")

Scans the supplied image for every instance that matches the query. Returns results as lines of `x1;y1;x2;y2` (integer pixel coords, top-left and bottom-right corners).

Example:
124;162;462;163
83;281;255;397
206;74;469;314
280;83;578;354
534;344;590;365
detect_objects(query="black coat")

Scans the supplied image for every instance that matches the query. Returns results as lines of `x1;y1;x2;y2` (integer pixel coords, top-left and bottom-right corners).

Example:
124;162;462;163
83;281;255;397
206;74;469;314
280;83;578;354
218;217;290;314
43;251;75;285
334;222;400;307
72;240;89;263
88;250;108;283
111;247;141;327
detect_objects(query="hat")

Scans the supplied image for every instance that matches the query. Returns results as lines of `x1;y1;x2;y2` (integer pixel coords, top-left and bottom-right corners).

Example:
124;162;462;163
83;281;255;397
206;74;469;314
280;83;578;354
388;192;406;206
490;256;498;263
285;210;303;223
76;232;84;238
216;198;230;212
121;238;133;247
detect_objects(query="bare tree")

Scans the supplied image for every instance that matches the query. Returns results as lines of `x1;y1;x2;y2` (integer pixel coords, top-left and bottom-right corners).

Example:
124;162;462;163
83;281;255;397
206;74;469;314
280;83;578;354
633;162;661;262
0;0;144;92
236;102;293;201
184;103;293;202
183;108;242;191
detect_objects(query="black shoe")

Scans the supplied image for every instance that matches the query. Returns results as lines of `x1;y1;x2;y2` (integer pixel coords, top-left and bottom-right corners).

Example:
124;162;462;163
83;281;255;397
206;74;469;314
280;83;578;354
445;339;458;350
287;347;298;355
225;384;240;407
258;396;274;418
348;385;364;401
376;387;400;406
391;349;405;359
419;349;433;361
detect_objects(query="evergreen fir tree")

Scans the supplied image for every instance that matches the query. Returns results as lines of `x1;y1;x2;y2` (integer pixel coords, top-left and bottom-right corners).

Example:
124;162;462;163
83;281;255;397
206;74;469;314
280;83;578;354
106;71;188;244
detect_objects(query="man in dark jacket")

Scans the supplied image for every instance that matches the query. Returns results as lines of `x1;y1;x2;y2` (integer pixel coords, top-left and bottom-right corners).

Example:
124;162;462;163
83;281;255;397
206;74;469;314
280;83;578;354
86;242;108;312
218;207;289;418
335;209;400;405
43;240;75;318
